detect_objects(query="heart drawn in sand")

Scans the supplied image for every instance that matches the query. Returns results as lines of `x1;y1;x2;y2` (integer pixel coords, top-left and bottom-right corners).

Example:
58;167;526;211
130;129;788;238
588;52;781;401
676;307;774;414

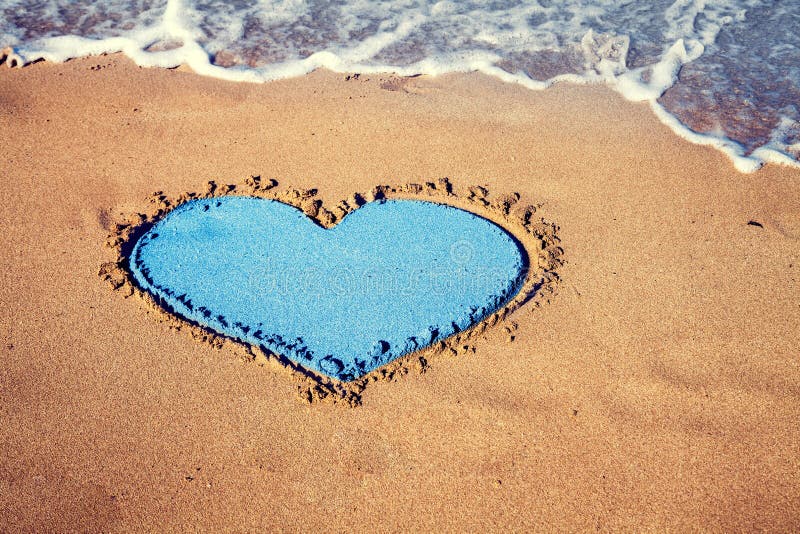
130;196;527;381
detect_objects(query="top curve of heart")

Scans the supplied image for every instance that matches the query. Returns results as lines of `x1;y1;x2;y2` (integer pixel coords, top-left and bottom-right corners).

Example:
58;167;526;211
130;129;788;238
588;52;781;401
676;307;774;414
130;197;527;381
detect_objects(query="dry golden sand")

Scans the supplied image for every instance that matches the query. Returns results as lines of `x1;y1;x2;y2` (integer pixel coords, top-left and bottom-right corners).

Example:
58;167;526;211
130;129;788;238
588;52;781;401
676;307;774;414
1;54;799;531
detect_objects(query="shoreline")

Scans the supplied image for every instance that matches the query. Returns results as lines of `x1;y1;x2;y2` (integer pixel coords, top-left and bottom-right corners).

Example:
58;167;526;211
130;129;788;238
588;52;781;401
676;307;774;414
4;47;798;174
1;54;799;530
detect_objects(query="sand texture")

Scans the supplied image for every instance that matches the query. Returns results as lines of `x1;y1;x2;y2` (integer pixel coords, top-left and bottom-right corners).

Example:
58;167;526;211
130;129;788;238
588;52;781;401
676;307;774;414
1;55;799;531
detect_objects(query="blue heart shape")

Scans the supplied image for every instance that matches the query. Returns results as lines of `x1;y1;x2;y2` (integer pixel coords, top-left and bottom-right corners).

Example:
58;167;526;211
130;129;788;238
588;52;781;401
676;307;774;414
130;197;526;381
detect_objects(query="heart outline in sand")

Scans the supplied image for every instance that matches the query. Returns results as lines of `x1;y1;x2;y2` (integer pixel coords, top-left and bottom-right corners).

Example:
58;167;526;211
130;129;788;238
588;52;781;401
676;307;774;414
99;180;564;404
128;196;529;381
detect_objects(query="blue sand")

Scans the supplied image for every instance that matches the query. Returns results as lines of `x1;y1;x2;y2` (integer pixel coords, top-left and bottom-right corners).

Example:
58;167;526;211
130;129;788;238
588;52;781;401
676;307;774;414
130;197;526;381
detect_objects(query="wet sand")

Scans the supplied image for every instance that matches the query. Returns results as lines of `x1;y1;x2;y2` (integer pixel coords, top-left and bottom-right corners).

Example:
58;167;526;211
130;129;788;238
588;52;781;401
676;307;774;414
1;54;799;531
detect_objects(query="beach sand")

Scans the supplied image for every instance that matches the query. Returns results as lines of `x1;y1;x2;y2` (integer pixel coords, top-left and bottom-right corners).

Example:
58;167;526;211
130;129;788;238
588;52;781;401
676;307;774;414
1;54;799;531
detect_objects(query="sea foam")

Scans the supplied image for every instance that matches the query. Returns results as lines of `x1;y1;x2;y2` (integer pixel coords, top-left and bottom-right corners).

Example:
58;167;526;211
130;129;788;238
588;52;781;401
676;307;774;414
2;0;798;172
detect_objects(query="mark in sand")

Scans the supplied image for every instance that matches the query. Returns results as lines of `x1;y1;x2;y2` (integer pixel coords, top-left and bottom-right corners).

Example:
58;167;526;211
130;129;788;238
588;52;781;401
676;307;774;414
100;178;564;405
130;197;526;382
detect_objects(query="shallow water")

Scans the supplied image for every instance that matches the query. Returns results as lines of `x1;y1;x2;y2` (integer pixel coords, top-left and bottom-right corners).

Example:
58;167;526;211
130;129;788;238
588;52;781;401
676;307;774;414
2;0;798;171
130;197;526;381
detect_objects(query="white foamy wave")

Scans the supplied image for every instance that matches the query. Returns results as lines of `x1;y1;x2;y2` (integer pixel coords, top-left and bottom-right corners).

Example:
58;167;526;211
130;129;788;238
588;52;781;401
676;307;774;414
2;0;799;173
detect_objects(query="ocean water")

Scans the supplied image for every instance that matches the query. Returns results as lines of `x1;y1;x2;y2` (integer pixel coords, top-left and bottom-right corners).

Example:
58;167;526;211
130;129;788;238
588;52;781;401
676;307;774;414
130;197;526;380
1;0;798;172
